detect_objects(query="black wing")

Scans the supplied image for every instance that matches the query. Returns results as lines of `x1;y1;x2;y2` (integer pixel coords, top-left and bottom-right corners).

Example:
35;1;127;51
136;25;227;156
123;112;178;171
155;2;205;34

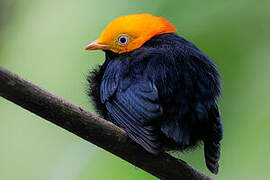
101;73;163;154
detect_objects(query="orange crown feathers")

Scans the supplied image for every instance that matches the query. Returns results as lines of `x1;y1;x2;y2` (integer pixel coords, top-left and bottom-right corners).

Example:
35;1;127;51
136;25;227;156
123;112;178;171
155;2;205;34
86;14;177;54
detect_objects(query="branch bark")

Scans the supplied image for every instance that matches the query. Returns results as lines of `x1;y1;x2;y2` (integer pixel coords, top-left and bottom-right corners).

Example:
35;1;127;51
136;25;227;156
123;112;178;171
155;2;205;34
0;67;214;180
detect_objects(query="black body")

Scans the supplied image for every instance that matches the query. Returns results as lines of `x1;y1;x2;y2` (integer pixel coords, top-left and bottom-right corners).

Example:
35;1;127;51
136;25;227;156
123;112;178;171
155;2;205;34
87;33;223;174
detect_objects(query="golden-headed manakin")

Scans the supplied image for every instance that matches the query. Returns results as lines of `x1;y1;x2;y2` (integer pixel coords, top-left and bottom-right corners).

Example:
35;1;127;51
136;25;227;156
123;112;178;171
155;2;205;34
85;14;223;174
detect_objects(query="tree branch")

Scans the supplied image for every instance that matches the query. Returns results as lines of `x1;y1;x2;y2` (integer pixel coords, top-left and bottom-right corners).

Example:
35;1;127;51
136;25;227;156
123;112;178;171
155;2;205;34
0;67;214;180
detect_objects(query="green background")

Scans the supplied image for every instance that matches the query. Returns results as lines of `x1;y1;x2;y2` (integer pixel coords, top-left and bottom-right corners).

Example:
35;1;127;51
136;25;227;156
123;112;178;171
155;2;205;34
0;0;270;179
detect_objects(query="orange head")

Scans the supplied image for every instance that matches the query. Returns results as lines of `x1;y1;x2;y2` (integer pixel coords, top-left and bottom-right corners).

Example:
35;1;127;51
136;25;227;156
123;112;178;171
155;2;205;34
85;14;176;54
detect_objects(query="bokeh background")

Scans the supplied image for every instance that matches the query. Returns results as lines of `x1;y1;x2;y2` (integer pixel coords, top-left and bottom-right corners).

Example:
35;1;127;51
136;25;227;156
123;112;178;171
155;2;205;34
0;0;270;179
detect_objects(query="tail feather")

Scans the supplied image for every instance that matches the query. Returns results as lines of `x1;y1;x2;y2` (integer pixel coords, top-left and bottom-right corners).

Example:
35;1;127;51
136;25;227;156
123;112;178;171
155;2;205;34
204;140;221;174
204;104;223;174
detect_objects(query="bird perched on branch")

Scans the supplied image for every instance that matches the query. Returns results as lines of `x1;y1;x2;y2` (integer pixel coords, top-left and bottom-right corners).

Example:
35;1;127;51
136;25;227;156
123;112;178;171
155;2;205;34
85;14;223;174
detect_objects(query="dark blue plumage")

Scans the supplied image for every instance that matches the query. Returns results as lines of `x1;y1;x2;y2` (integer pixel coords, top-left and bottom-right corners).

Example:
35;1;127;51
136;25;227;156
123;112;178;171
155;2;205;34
87;33;223;174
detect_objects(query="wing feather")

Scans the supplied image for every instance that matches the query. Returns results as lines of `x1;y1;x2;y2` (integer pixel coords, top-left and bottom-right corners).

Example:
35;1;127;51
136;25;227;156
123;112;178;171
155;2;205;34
102;78;163;154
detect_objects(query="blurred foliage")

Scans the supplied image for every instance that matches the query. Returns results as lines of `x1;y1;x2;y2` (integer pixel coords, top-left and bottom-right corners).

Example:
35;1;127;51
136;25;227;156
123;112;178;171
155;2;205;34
0;0;270;179
0;0;15;50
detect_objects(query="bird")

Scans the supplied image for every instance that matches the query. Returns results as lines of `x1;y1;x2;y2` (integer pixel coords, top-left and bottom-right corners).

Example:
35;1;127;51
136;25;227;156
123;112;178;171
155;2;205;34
85;14;223;174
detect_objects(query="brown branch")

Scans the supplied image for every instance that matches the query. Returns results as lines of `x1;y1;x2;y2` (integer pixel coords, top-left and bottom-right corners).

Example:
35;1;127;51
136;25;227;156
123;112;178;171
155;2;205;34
0;67;214;180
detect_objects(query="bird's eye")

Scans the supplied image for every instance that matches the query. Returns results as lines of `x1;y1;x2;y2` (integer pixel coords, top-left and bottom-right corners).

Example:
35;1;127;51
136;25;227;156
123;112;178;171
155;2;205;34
117;35;129;46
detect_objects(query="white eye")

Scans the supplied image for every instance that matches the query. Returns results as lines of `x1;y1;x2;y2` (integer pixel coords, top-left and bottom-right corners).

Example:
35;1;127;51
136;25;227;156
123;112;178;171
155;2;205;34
117;35;129;46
